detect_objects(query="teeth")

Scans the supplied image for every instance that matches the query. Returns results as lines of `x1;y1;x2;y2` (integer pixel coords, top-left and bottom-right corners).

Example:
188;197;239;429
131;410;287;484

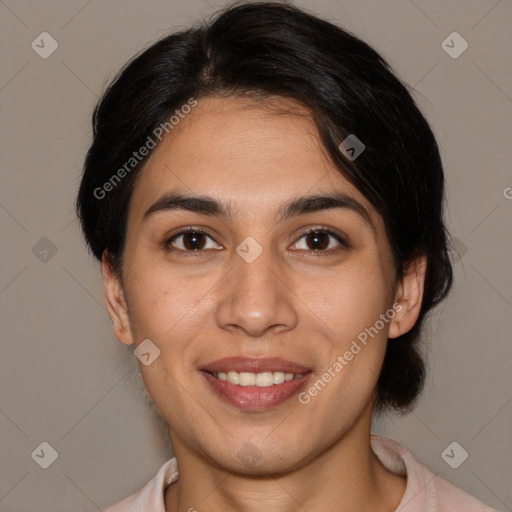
240;372;256;386
256;372;273;386
273;371;285;384
212;371;303;387
227;371;239;384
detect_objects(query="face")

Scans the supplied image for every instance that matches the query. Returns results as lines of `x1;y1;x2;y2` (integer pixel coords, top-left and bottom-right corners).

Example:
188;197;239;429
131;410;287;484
103;95;423;475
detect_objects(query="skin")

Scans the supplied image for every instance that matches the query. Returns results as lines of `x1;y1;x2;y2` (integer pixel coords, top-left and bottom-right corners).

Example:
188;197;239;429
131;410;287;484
102;95;427;512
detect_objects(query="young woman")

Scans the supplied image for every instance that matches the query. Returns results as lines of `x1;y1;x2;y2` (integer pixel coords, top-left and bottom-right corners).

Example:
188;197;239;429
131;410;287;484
76;2;496;511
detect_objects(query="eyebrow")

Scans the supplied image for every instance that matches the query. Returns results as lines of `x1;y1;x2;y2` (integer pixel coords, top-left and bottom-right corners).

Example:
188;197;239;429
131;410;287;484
142;191;375;233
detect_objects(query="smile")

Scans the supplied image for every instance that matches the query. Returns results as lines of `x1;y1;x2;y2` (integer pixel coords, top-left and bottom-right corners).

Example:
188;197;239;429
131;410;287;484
201;370;313;410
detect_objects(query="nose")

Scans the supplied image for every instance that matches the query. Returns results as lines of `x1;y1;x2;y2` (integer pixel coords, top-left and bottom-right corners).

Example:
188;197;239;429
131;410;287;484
216;243;298;338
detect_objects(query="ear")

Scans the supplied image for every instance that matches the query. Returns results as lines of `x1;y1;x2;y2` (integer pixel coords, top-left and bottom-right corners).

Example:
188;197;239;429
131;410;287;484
101;250;134;346
388;254;427;339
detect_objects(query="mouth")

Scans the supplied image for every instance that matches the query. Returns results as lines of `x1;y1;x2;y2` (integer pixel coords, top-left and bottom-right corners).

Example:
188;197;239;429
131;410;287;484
199;357;313;410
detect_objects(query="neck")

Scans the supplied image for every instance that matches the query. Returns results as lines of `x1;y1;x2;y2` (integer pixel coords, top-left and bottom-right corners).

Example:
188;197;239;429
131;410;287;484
164;404;405;512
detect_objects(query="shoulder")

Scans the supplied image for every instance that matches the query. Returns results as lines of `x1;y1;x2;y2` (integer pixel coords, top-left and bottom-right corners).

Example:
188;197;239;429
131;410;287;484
104;457;179;512
431;474;497;512
370;435;497;512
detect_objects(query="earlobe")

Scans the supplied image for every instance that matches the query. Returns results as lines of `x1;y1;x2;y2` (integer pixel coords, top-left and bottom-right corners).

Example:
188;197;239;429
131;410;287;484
388;255;427;339
101;250;134;346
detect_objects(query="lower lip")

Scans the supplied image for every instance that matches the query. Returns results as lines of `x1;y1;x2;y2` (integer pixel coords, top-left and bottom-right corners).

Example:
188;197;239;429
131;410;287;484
201;371;313;411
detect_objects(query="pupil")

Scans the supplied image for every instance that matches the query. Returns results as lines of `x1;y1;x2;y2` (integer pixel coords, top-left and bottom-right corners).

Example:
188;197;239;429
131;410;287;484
184;232;205;250
308;232;328;250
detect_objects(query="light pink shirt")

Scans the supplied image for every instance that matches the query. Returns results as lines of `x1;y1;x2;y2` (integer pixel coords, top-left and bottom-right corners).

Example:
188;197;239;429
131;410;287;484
105;435;497;511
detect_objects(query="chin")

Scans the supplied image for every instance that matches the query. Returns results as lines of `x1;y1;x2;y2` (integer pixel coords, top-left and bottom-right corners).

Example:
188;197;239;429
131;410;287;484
203;437;316;477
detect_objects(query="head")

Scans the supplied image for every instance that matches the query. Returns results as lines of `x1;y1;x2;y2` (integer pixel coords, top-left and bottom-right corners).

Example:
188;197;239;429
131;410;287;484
76;1;452;474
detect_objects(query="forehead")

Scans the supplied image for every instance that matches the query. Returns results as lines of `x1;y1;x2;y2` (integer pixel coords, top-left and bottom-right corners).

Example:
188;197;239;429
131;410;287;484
128;95;377;226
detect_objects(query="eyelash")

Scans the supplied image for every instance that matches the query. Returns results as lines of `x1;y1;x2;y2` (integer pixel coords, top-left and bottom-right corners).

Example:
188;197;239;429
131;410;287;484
163;226;350;256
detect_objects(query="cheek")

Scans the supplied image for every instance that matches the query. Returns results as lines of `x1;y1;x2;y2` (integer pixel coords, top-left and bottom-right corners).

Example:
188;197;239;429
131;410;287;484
124;259;205;338
302;257;392;396
124;264;219;405
304;259;391;340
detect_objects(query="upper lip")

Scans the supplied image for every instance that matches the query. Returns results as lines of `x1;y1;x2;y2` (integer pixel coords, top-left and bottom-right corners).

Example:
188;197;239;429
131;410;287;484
200;357;312;374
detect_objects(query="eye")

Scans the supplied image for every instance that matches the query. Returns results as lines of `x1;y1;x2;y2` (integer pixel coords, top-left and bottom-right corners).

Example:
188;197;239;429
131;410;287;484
165;228;223;252
291;228;349;253
164;226;349;255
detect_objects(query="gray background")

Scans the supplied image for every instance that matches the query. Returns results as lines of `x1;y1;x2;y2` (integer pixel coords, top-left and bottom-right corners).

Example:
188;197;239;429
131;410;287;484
1;0;511;511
